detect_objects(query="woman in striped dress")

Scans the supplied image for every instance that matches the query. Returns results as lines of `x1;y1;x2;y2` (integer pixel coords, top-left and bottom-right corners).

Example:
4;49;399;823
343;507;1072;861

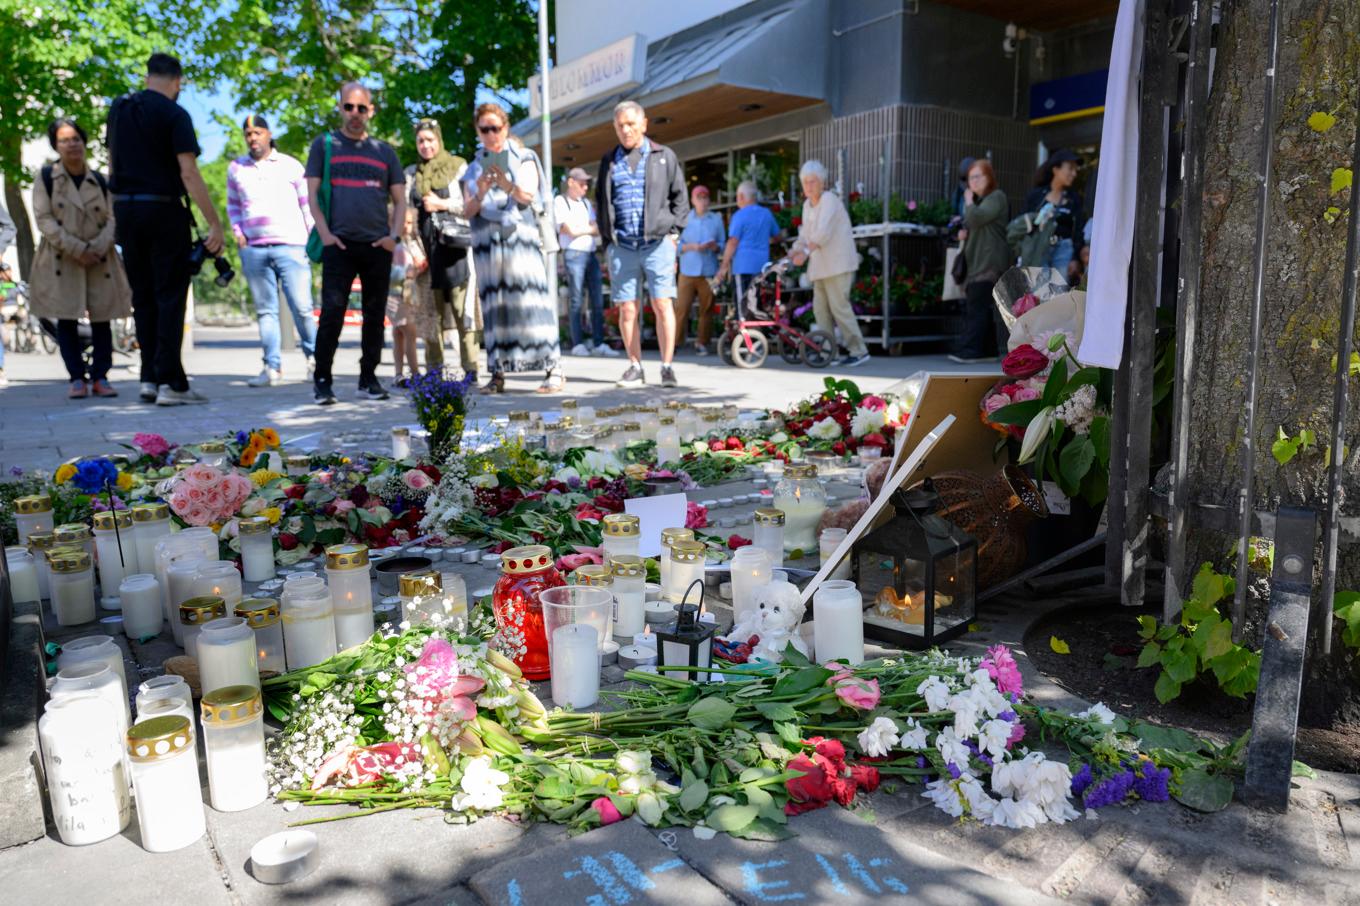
461;102;563;394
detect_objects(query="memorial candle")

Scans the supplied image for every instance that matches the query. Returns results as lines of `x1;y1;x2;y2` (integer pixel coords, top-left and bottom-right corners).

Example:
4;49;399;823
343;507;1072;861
165;556;208;646
56;635;130;725
610;555;647;638
600;514;641;565
49;548;97;626
201;685;268;812
812;580;864;665
197;617;260;694
49;661;129;743
772;463;827;553
659;527;694;596
180;596;226;660
549;623;599;709
728;546;772;625
193;560;244;608
5;546;40;604
119;574;163;639
819;527;853;581
236;598;285;674
91;510;135;607
237;516;276;583
136;675;194;720
665;540;706;603
127;715;206;852
39;694;130;846
28;531;57;600
281;581;337;670
325;544;374;649
130;502;172;579
752;508;786;570
14;494;55;545
391;426;411;460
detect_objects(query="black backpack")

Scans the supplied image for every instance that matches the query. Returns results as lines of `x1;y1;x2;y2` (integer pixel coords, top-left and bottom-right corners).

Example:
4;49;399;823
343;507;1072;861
41;163;108;200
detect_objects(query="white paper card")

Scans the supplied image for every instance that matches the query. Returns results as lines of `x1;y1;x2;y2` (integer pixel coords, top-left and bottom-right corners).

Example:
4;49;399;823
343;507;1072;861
624;493;689;558
1042;481;1072;516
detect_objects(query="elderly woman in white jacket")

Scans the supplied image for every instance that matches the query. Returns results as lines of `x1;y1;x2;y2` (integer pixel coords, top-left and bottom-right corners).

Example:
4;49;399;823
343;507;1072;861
790;160;868;367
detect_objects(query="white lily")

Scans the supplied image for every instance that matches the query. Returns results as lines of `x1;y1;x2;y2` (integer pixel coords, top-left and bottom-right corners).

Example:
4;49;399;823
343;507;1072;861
1018;405;1056;463
856;716;900;757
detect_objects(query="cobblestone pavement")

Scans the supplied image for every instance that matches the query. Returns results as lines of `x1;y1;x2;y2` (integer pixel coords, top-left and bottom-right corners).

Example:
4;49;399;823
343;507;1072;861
0;325;977;473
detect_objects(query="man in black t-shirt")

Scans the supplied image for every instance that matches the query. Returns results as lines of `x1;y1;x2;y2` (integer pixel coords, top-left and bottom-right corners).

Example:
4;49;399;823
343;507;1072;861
107;52;225;406
304;81;407;406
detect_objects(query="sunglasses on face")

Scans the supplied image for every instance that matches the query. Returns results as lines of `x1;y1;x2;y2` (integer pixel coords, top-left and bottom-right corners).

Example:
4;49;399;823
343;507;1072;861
343;103;370;114
478;123;503;134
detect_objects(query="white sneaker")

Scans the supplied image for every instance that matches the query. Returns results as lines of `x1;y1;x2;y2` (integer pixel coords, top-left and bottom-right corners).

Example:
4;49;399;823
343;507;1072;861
570;343;593;357
155;385;209;406
247;368;282;387
0;369;7;388
139;382;158;402
594;343;621;357
306;359;315;381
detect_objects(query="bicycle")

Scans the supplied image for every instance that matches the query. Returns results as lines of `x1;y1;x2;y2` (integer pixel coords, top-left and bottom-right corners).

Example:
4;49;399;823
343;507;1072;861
716;257;835;369
0;276;56;354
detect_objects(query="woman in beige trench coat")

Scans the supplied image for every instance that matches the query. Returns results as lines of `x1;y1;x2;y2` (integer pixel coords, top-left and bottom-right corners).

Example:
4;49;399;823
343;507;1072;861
30;118;132;398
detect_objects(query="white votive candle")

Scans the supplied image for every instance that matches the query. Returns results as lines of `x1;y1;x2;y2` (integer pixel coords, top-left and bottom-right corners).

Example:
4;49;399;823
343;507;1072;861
201;685;268;812
728;546;772;625
14;494;55;545
179;596;226;660
391;426;411;460
752;509;785;569
813;580;865;665
193;560;244;609
197;617;260;694
92;510;135;608
39;694;130;846
49;548;97;626
665;540;706;604
550;623;600;709
49;661;129;743
5;546;41;604
119;574;163;638
237;516;276;583
325;544;374;650
56;635;130;726
131;503;173;579
165;557;207;646
127;715;206;852
136;675;194;720
236;599;285;674
281;583;337;670
819;527;852;581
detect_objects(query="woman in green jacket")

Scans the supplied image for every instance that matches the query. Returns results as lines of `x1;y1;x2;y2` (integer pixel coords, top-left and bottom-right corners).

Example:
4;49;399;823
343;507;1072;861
950;159;1011;363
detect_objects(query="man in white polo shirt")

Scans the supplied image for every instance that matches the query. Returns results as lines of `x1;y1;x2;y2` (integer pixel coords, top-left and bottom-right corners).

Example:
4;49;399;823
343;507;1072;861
554;167;616;358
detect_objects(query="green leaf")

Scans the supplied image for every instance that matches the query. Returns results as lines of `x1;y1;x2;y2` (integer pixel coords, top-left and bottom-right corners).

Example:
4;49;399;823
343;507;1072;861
1154;671;1183;703
1194;617;1234;661
1059;437;1096;489
1049;635;1071;655
730;816;795;841
986;398;1047;426
774;721;803;746
1174;769;1234;812
534;775;576;800
1136;615;1159;640
707;803;758;833
688;696;738;731
755;702;799;722
1191;564;1230;606
1332;167;1354;195
679;778;709;812
1088;415;1112;467
1309;111;1338;132
1131;721;1204;753
1136;641;1163;668
779;643;812;668
1042;357;1070;406
772;666;833;697
1292;760;1317;779
1163;648;1198;683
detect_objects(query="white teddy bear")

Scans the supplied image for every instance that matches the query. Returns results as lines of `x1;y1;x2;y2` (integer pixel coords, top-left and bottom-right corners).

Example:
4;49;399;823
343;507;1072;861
725;580;809;663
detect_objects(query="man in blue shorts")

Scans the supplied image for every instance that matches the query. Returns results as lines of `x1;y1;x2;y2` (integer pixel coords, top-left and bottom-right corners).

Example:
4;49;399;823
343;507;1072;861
595;100;689;388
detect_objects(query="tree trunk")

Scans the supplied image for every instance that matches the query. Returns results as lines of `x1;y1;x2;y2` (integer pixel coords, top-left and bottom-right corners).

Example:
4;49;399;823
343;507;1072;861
1187;0;1360;725
0;134;35;278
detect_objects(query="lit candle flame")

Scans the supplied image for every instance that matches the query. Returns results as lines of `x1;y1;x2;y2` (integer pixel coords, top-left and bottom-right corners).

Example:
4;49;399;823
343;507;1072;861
643;626;651;638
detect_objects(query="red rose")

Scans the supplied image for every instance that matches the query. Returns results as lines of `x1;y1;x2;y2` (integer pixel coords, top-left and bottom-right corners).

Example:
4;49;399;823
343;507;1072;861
575;504;605;522
283;484;306;500
362;524;391;547
726;437;743;451
417;463;442;483
849;763;880;793
860;433;887;448
810;737;846;765
1001;344;1048;379
586;476;608;491
832;441;846;455
784;753;835;815
593;494;624;513
278;532;298;551
490;540;514;554
709;439;726;452
727;534;752;550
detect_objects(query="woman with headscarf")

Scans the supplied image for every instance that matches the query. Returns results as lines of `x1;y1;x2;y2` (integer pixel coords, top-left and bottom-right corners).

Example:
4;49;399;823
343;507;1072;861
461;102;563;394
405;118;477;378
30;118;132;398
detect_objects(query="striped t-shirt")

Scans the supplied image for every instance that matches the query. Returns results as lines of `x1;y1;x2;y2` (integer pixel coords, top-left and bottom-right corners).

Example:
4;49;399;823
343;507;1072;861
304;131;403;243
226;150;313;247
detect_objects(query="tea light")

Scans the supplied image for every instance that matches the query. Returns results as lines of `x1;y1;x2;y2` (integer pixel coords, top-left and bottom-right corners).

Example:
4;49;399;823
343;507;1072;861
645;599;676;625
250;830;321;885
719;581;733;600
101;615;125;635
601;640;620;666
733;494;750;505
718;497;734;508
550;623;599;709
617;644;658;670
699;608;717;626
752;478;767;488
644;582;662;603
460;549;482;564
375;599;401;626
700;499;718;509
632;628;658;649
480;553;501;570
719;517;737;528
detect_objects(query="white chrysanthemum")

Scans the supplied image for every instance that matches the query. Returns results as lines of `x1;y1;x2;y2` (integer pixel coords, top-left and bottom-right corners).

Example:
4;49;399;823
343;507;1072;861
923;778;964;818
987;796;1046;828
935;727;971;768
856;716;901;757
808;417;842;440
958;775;996;820
457;756;509;810
850;406;886;438
917;675;953;712
978;718;1013;759
949;688;985;737
898;718;930;751
1073;702;1117;725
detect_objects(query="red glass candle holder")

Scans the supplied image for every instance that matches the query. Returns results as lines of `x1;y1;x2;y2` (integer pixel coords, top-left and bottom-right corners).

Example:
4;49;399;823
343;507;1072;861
492;544;563;681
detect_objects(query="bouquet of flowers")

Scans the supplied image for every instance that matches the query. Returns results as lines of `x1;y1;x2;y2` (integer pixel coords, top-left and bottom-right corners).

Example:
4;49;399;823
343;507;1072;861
980;332;1112;506
773;378;909;455
165;463;254;527
409;369;476;463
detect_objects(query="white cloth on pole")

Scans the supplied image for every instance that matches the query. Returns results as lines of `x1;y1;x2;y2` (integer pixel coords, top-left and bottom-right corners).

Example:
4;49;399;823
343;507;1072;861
1077;0;1145;368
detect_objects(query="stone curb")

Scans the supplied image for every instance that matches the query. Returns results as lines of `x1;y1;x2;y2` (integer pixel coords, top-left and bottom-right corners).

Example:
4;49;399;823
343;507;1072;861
0;590;49;849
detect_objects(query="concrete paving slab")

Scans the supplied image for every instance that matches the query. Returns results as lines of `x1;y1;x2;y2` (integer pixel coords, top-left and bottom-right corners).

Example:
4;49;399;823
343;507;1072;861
669;804;1062;905
207;802;525;906
468;820;730;906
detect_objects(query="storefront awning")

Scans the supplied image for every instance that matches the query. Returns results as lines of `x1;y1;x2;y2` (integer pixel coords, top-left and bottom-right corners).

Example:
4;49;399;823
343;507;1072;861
517;0;828;167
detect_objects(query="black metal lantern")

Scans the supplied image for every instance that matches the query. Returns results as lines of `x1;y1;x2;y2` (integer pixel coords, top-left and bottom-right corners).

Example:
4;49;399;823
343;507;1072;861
853;479;977;648
655;581;716;681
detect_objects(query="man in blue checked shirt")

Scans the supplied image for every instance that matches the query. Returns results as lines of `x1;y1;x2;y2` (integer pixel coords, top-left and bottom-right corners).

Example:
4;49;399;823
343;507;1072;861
595;100;689;389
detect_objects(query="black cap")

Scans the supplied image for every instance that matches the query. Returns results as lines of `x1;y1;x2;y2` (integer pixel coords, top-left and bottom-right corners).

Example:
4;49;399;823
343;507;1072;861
1046;148;1083;166
242;114;270;130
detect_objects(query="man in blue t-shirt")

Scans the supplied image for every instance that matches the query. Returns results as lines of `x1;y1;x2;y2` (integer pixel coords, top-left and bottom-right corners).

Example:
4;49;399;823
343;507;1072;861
716;181;780;319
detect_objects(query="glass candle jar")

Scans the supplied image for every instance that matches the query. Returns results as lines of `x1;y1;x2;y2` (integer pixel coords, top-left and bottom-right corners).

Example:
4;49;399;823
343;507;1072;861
601;514;641;565
399;570;443;624
573;563;614;638
619;422;643;447
193;560;243;609
655;422;681;467
326;544;373;649
179;595;226;660
391;426;411;460
437;572;469;628
200;685;267;812
54;522;95;560
752;508;786;570
812;579;864;665
165;556;208;646
729;546;773;625
92;510;136;608
39;694;131;846
819;527;853;581
236;598;286;674
197;617;260;694
659;528;695;599
666;540;706;604
6;546;41;604
237;516;276;583
285;454;311;477
28;531;57;600
197;440;228;469
50;548;97;626
576;405;596;426
57;635;130;725
127;715;205;852
610;555;647;638
492;545;564;681
137;697;198;763
131;502;172;578
50;661;129;742
136;675;194;720
119;574;163;638
773;463;827;554
281;581;337;670
506;410;531;441
14;494;55;545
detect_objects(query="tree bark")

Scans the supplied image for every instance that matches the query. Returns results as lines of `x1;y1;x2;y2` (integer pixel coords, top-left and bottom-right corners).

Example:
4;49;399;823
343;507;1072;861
1188;0;1360;724
1;134;35;278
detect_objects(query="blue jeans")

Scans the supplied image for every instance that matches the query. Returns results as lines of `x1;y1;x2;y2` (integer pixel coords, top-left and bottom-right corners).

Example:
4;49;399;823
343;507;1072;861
240;244;317;370
1043;238;1075;282
564;249;604;347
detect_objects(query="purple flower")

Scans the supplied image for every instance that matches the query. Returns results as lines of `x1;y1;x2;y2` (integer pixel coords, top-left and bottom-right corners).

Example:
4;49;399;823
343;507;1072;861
997;710;1016;722
566;475;582;489
9;466;23;476
916;756;928;770
946;762;962;779
1082;768;1135;809
235;430;249;446
1132;760;1171;802
1070;763;1094;797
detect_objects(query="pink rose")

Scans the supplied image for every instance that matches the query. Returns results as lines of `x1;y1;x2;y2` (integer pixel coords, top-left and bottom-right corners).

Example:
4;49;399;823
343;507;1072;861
1012;293;1039;317
982;394;1009;415
827;672;881;710
1013;386;1041;403
333;499;356;514
591;797;623;825
133;433;171;456
1002;344;1049;379
859;395;888;411
186;504;212;526
402;469;432;491
685;501;708;529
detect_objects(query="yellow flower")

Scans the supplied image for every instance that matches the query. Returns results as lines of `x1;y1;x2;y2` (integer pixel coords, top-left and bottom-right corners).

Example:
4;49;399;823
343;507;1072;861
250;469;284;487
247;433;267;454
116;472;134;491
240;447;259;468
259;427;281;447
261;506;282;525
55;463;77;484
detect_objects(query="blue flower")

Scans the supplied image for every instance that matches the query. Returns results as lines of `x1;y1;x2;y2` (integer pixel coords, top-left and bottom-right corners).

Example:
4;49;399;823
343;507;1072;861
1132;760;1171;802
71;458;119;494
1070;762;1094;797
1082;768;1135;809
235;430;249;446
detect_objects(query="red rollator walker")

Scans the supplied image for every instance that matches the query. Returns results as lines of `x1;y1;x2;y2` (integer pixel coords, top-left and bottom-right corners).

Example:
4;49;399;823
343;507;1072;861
717;257;836;369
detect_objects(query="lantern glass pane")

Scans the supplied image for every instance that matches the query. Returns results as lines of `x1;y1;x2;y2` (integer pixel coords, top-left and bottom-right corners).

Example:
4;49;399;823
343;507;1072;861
859;551;929;636
931;546;976;634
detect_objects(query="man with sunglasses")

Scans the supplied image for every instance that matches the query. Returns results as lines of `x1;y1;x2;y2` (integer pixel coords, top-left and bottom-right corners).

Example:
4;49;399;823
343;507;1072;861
305;82;407;406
